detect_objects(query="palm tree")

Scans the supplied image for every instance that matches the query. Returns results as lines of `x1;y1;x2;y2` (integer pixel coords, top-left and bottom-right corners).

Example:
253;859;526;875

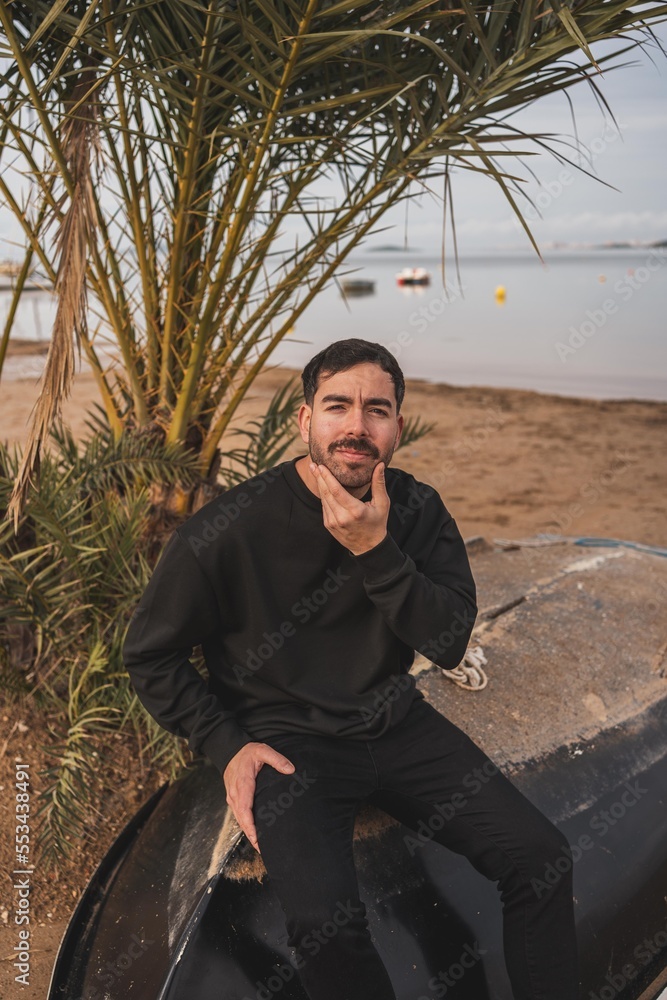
0;0;664;528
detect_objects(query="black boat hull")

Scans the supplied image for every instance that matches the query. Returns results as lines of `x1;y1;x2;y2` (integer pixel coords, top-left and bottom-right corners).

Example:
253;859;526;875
48;696;667;1000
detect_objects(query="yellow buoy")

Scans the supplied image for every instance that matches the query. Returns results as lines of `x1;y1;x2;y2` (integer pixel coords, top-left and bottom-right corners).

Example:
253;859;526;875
494;284;506;304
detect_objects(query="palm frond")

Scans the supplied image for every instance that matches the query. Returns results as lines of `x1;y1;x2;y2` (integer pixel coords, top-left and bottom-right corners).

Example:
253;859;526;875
6;65;101;530
397;414;437;451
216;373;303;484
35;639;120;867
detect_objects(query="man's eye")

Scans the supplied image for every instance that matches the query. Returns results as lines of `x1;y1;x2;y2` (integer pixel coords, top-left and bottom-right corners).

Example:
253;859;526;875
327;405;387;415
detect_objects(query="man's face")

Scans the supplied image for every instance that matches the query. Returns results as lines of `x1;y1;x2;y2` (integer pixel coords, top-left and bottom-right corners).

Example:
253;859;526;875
297;362;404;493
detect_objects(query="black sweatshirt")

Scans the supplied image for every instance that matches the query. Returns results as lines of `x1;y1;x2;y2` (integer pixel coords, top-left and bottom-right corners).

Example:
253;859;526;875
122;454;478;777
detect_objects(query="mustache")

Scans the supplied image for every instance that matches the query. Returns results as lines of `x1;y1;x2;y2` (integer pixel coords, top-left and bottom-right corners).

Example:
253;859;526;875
333;443;376;456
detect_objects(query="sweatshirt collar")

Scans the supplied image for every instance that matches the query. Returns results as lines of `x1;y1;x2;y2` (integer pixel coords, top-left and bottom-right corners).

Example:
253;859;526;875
283;454;373;510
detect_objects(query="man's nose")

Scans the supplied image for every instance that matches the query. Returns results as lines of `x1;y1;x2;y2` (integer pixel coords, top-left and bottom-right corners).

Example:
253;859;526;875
343;407;370;437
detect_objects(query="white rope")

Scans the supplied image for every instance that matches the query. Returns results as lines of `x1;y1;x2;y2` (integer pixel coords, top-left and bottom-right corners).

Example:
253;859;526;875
438;643;488;690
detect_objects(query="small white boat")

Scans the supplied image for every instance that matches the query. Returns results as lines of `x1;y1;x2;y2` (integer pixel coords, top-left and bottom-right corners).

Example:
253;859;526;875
395;266;430;286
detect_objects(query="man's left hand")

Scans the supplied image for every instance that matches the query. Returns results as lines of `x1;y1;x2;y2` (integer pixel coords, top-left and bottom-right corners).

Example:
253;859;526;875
310;460;390;556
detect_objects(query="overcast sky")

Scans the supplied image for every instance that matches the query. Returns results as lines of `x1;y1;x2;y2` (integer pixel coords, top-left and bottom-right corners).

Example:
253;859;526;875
373;24;667;253
1;23;665;260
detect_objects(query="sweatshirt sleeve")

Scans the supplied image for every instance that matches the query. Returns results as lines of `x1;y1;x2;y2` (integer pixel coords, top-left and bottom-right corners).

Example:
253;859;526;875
349;500;477;671
122;528;254;777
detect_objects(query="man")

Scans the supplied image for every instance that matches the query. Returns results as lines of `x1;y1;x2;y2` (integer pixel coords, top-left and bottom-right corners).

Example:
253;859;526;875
123;338;579;1000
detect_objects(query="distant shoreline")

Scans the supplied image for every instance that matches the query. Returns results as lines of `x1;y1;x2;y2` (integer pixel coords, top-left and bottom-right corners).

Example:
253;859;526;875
4;337;51;355
364;241;667;255
3;340;665;405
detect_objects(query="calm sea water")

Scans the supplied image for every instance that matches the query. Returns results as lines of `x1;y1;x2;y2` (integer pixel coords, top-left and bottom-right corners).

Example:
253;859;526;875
3;249;666;400
275;249;667;401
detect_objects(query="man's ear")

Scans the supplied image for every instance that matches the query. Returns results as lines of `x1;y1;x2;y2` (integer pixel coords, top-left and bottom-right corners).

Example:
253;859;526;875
297;403;312;445
394;412;405;449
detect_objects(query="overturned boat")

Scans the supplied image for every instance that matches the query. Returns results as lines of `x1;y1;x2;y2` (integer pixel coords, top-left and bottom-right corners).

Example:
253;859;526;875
48;534;667;1000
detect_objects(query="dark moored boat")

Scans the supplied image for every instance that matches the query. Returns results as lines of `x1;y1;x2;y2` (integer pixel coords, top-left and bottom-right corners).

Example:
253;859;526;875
48;534;667;1000
341;279;376;296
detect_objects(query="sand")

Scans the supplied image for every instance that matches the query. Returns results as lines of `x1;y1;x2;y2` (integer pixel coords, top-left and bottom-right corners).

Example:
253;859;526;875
1;348;665;547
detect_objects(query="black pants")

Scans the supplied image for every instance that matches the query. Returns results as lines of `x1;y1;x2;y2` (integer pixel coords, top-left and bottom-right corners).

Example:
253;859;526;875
251;695;579;1000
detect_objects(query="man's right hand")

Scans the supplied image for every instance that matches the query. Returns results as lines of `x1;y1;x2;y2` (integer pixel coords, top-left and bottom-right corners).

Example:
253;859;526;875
223;742;295;853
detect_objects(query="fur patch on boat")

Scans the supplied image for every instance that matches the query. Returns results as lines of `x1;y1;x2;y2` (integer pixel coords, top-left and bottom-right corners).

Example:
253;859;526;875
213;802;401;882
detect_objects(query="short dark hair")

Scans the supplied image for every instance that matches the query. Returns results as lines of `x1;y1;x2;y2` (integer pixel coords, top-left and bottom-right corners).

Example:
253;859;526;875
301;338;405;413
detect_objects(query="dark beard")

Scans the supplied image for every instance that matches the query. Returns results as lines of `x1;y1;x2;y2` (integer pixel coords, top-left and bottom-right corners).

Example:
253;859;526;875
308;438;386;491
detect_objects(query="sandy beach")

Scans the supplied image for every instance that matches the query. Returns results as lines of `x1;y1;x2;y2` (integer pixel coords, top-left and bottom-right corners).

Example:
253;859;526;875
1;344;666;546
1;347;666;998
